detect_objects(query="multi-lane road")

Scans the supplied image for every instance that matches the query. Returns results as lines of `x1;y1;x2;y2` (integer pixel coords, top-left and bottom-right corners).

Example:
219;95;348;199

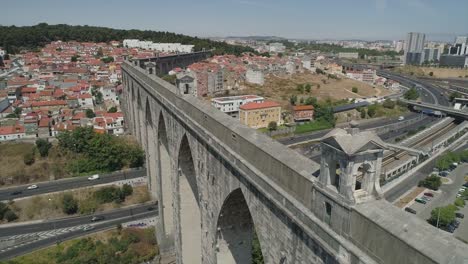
0;168;145;201
0;203;158;261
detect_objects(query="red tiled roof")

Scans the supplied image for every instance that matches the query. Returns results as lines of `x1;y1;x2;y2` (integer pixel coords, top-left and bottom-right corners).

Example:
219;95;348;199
0;125;25;135
293;105;314;111
30;100;67;107
240;101;280;111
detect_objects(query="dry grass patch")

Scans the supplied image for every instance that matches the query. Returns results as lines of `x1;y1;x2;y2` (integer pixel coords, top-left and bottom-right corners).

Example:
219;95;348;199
394;66;468;79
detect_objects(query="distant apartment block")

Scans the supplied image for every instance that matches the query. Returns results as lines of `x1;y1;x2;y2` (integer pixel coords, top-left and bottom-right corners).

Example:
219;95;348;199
211;95;264;118
338;52;359;59
239;101;281;129
268;42;286;53
245;68;265;85
292;105;314;121
404;32;425;65
346;69;376;84
123;39;194;53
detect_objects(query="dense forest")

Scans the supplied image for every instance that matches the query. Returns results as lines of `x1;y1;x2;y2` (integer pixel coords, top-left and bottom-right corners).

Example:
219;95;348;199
0;23;255;55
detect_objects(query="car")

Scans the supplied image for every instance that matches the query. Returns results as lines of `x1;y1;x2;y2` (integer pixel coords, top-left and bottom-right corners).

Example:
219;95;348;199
453;220;460;228
83;225;94;231
10;190;23;195
439;171;450;177
91;216;105;222
415;198;427;204
398;116;405;121
456;212;465;218
457;193;463;198
421;196;431;201
424;192;434;197
404;207;417;214
445;225;456;233
27;185;38;190
463;182;468;188
88;174;100;181
459;188;466;193
147;206;157;211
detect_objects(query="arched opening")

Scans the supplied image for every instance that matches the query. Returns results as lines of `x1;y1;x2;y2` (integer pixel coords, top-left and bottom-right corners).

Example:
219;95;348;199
149;67;153;75
216;188;263;264
177;135;201;264
158;112;174;238
330;161;341;191
145;99;156;199
355;163;371;191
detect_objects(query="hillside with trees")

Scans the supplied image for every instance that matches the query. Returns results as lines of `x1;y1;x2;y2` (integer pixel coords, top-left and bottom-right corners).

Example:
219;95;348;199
0;23;254;55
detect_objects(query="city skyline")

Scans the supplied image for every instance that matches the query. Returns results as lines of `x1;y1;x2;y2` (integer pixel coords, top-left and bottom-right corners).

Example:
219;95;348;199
2;0;467;41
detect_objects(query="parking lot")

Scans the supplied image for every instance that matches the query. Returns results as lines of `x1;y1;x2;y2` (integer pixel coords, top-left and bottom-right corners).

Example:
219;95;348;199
404;163;468;240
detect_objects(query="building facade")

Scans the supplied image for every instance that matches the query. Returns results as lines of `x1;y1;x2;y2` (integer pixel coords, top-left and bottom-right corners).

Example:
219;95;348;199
239;101;281;128
293;105;314;121
404;32;425;65
211;95;264;117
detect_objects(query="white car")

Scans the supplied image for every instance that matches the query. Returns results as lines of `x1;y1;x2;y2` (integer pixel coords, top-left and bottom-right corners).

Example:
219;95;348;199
83;225;94;231
88;174;100;181
27;185;38;190
398;116;405;121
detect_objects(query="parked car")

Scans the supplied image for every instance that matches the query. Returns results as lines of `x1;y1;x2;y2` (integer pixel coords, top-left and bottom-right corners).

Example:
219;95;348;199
421;196;431;201
10;190;22;195
404;207;417;214
439;171;450;177
398;116;405;121
456;212;465;218
88;174;100;181
445;224;456;233
459;188;466;193
415;198;427;204
463;182;468;188
457;193;463;198
91;216;105;222
83;225;94;231
453;220;460;228
27;185;38;190
424;192;434;197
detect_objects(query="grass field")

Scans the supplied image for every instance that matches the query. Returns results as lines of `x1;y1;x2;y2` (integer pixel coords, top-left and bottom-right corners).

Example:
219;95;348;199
5;185;151;223
393;66;468;79
232;72;392;109
295;119;334;134
3;227;158;264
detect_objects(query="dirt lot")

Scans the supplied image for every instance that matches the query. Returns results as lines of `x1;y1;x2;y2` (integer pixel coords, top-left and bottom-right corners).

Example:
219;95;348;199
232;72;392;109
4;185;151;222
394;66;468;79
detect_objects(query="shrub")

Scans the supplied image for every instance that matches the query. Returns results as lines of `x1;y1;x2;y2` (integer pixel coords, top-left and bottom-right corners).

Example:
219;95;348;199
85;109;95;118
403;88;419;100
455;197;465;207
36;138;52;157
382;99;396;109
418;174;442;190
352;87;358;93
108;106;117;113
62;193;79;215
4;210;18;222
121;184;133;197
23;152;35;165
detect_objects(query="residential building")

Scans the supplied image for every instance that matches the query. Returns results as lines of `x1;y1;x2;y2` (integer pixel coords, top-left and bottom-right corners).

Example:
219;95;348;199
293;105;314;121
0;125;26;141
245;68;264;85
422;48;440;63
404;32;425;65
211;95;264;117
394;40;404;53
77;93;94;108
268;43;286;53
239;101;281;129
123;39;194;53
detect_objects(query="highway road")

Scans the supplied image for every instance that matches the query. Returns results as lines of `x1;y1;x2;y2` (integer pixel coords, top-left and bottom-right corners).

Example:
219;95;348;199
377;70;451;106
0;168;145;201
0;204;158;261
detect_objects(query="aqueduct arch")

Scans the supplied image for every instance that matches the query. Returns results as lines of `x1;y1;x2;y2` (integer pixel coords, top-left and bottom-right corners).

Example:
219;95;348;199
177;134;202;264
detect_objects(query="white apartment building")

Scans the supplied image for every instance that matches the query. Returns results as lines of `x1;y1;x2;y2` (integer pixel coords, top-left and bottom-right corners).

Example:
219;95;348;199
246;68;265;85
123;39;194;53
211;95;264;117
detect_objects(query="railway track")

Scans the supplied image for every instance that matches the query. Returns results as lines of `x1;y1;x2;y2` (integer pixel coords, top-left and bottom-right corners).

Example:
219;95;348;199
382;121;458;167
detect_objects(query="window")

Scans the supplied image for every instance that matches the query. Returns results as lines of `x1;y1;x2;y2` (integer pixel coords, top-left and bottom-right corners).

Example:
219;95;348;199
325;202;332;217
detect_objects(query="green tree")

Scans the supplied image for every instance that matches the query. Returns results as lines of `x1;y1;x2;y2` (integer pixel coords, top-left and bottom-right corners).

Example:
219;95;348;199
71;55;79;62
267;121;278;131
360;108;367;119
455;197;465;207
4;210;18;222
304;83;311;93
252;232;264;264
352;87;358;93
429;71;434;77
449;92;462;102
289;95;297;105
96;47;104;57
0;202;8;220
418;174;442;190
85;109;96;118
296;84;304;93
403;88;419;100
35;138;52;157
108;106;117;113
305;97;317;106
429;205;457;227
367;104;378;117
382;98;396;109
23;152;35;165
121;184;133;197
101;56;114;63
62;193;78;215
95;91;104;105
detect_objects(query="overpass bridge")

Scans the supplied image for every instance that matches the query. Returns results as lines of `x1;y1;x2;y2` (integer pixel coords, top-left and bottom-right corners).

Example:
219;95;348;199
403;100;468;119
121;56;468;264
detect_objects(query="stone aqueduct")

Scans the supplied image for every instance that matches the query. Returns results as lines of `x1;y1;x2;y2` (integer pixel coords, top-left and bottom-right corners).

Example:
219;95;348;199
121;56;468;264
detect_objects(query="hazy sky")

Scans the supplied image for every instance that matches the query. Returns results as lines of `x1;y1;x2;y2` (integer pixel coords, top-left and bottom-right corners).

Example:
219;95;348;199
3;0;467;41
